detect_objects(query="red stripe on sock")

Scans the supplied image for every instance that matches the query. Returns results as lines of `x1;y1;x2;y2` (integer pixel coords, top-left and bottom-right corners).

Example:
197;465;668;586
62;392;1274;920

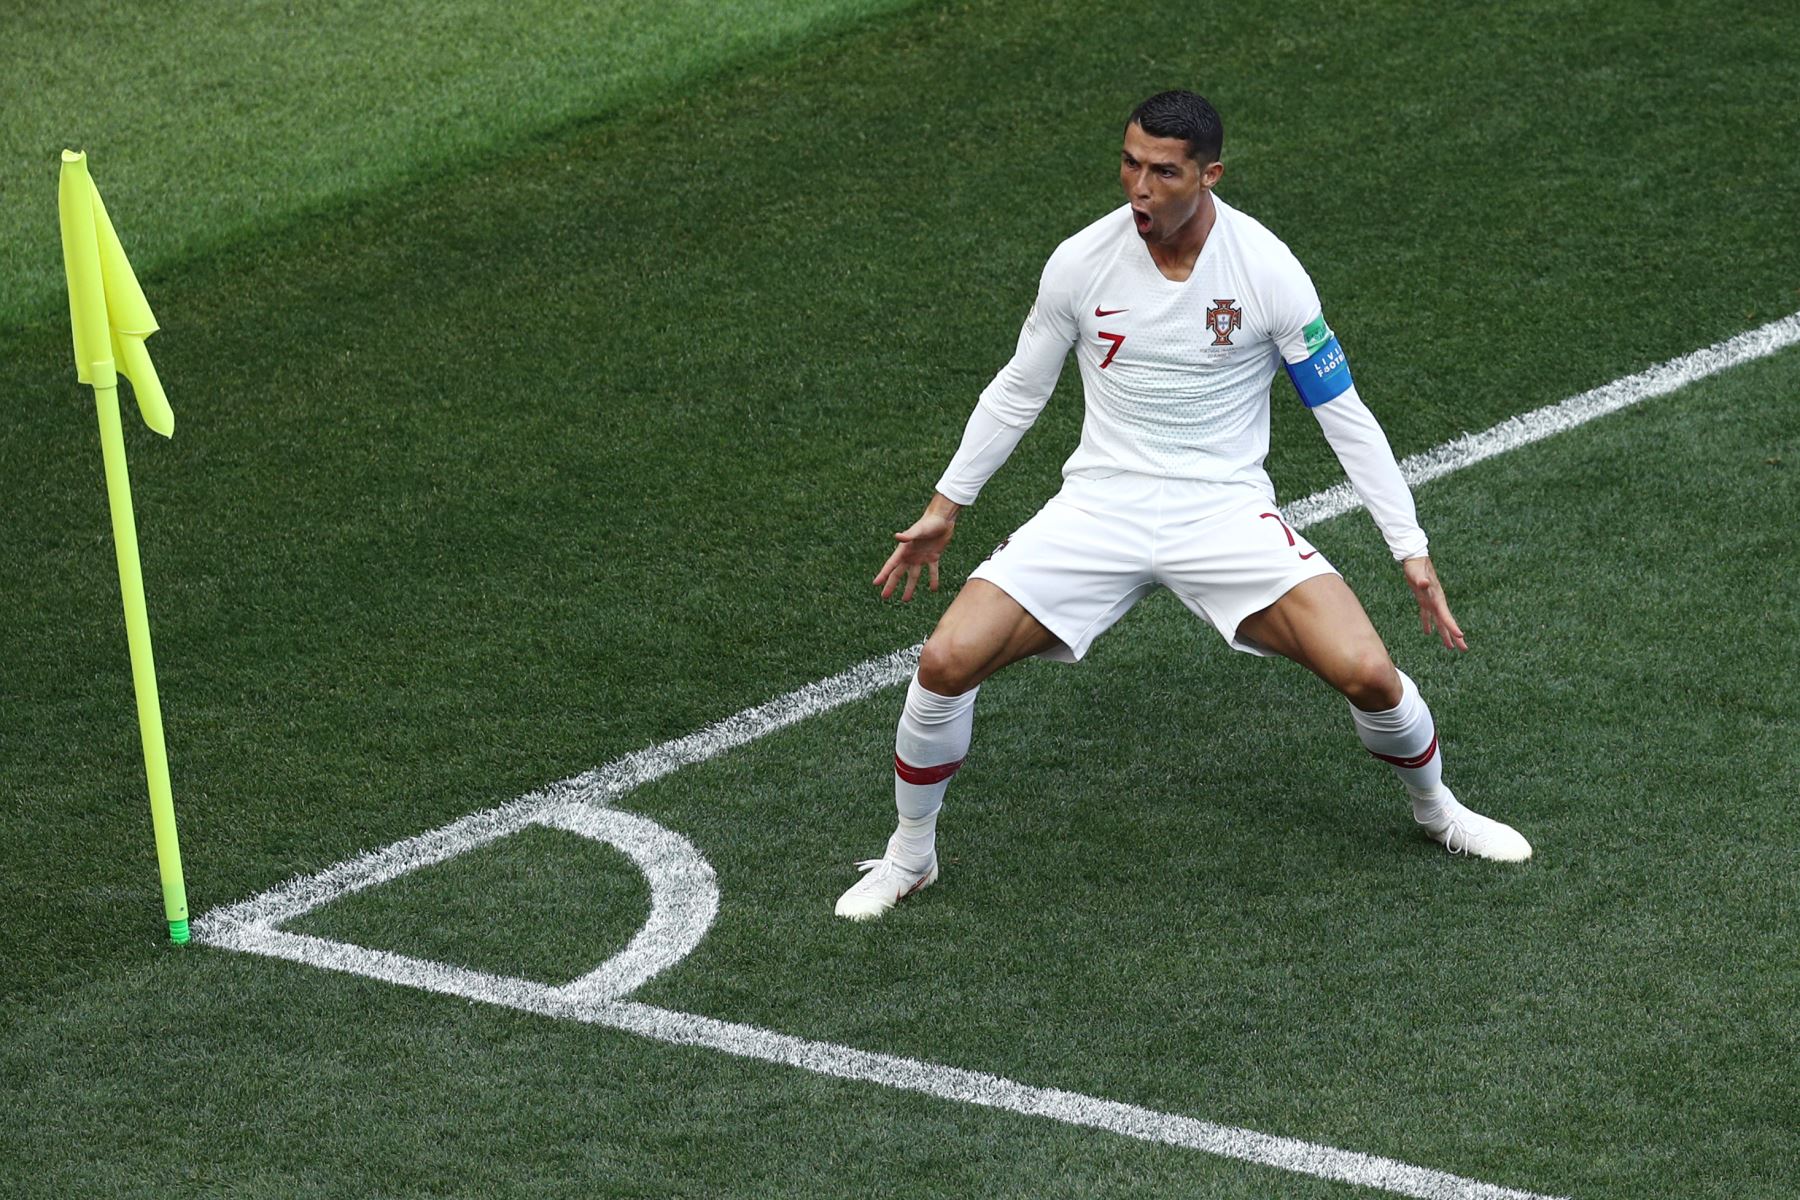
894;754;965;785
1369;731;1439;770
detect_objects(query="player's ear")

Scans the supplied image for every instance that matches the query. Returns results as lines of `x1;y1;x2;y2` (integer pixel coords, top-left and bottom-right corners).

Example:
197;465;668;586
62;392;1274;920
1200;159;1224;189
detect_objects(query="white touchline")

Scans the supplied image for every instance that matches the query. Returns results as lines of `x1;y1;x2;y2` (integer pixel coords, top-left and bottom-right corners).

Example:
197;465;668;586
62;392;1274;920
1284;311;1800;529
194;312;1800;1200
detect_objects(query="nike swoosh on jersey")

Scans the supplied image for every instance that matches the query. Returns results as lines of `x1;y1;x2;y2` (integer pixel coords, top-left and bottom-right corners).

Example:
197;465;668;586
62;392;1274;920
1094;306;1128;317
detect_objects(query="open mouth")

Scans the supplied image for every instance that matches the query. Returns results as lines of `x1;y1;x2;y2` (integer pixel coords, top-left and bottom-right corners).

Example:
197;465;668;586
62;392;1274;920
1131;207;1152;233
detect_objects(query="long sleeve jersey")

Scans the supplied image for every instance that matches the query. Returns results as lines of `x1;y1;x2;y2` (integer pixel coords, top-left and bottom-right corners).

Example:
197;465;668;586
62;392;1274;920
936;199;1427;561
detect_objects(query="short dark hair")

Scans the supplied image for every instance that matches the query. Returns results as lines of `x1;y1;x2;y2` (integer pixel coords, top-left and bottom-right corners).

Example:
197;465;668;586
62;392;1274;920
1125;90;1223;164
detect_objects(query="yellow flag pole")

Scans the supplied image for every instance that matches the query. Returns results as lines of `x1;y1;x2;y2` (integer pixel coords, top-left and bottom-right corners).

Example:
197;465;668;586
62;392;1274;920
94;385;188;942
59;150;189;944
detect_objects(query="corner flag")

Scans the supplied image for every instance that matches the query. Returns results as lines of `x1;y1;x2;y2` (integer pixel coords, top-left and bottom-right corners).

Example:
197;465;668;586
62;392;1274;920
58;149;189;944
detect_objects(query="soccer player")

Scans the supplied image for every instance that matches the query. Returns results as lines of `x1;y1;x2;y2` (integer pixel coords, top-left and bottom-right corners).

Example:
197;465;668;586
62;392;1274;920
836;90;1532;921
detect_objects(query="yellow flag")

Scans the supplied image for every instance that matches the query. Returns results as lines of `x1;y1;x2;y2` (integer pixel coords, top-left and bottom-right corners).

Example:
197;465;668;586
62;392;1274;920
57;150;173;437
57;149;190;941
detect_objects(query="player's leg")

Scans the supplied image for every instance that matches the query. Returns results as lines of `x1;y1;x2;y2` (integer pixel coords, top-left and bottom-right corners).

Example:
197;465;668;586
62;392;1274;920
896;581;1060;872
836;582;1061;921
1237;576;1531;860
840;474;1159;920
896;582;1061;864
1234;573;1399;708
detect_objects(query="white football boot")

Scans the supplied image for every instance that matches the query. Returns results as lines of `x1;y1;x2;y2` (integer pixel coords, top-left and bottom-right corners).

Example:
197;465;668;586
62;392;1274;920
834;834;938;921
1410;787;1533;861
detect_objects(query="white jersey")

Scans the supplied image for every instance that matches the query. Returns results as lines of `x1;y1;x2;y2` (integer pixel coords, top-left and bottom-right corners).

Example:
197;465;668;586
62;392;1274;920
935;196;1430;561
979;198;1323;488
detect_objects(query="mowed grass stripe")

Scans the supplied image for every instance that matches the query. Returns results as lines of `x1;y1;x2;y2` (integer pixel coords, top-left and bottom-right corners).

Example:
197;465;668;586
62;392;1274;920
12;349;1795;1200
207;305;1800;964
622;348;1799;1200
0;0;924;326
192;313;1794;1200
3;0;1796;1009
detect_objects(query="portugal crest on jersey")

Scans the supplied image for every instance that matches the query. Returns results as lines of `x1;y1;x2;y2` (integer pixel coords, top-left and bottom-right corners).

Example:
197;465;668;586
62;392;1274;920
1207;298;1242;346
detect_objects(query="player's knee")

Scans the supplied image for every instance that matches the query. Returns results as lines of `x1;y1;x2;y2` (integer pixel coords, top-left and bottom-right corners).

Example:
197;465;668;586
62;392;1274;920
1342;648;1401;711
917;635;980;697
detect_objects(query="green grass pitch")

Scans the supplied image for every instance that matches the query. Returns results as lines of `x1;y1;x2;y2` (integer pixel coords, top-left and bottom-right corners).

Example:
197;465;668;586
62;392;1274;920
2;1;1797;1197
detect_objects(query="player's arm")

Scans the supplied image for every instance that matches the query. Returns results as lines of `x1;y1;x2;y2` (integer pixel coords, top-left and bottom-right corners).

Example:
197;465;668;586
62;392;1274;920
875;250;1079;602
1304;379;1466;650
1279;307;1466;650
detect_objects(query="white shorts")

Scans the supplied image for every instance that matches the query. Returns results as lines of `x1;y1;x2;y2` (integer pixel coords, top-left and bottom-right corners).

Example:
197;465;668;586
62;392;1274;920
967;472;1339;662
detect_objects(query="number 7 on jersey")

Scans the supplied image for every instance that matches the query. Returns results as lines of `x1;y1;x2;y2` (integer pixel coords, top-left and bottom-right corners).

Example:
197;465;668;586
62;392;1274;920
1097;330;1125;368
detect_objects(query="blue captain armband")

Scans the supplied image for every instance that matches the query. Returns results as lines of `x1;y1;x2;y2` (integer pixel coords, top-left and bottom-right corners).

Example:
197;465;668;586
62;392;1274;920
1286;335;1354;408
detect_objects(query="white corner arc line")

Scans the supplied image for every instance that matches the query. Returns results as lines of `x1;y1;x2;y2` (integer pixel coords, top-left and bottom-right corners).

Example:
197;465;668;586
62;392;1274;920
543;804;718;1003
195;313;1800;1200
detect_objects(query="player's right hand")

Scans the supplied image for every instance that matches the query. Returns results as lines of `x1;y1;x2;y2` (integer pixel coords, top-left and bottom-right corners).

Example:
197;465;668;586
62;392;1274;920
874;510;956;602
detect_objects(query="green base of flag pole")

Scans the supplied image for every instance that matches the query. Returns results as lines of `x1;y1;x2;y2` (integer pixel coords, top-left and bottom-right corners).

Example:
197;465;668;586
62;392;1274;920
169;919;190;945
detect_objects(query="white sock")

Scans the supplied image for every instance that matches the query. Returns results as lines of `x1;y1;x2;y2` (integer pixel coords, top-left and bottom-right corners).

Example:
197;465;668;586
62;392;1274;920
1350;670;1446;813
890;674;979;866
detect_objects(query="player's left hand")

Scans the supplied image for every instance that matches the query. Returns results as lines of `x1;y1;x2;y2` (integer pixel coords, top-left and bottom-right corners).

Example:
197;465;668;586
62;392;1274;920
1403;556;1467;651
